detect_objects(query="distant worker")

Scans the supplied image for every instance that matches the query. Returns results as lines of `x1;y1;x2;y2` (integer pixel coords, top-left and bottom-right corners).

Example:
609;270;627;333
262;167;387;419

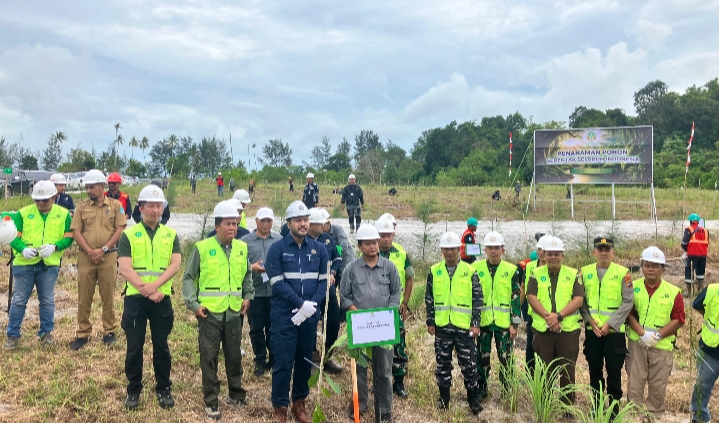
288;176;294;193
233;190;252;229
51;173;75;215
682;213;709;296
190;175;197;194
690;282;719;423
132;179;171;225
105;172;132;220
216;172;224;197
249;178;256;195
388;187;397;196
229;177;236;193
302;173;319;209
207;200;250;240
162;177;168;190
425;232;483;414
566;187;571;199
491;190;501;201
341;174;364;234
515;182;521;198
460;217;478;264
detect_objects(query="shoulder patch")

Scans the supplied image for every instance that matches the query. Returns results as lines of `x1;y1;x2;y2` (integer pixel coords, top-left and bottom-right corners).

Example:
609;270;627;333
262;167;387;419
623;274;632;288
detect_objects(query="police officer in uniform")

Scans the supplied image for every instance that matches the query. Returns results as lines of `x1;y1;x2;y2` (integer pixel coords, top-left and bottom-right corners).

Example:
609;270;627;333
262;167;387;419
341;174;364;233
302;173;319;209
50;173;75;215
71;169;127;350
578;237;633;415
265;201;329;423
472;231;520;400
690;282;719;423
182;201;254;420
118;185;181;410
426;232;483;414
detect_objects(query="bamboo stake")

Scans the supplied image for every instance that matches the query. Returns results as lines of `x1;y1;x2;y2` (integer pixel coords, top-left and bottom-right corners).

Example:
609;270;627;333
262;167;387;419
314;261;332;411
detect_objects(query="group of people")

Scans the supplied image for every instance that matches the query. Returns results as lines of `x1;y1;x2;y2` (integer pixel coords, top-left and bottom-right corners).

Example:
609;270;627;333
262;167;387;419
2;170;718;423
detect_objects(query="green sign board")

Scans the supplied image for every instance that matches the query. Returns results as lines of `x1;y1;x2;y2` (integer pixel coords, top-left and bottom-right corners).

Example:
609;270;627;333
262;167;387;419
347;307;400;349
2;168;11;175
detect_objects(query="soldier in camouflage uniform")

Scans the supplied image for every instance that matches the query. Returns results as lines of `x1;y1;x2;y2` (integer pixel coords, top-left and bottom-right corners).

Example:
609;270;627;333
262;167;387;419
472;232;522;400
426;232;484;414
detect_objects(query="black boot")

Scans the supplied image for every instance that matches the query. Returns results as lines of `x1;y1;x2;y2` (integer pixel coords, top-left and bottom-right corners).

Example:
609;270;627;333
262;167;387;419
436;386;450;410
467;388;483;415
477;381;488;401
393;376;408;399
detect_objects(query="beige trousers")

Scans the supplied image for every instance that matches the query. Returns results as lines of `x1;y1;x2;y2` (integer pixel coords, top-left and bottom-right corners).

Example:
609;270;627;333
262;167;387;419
626;339;673;419
76;252;118;337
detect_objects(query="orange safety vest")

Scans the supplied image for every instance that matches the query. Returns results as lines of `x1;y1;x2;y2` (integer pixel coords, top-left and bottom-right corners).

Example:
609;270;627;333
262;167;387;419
460;228;476;259
105;191;130;214
687;225;709;257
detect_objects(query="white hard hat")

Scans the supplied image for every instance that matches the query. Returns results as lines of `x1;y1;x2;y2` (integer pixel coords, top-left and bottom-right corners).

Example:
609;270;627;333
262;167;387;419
483;231;505;247
231;198;244;211
537;235;551;250
439;232;462;248
356;225;380;241
213;200;240;218
641;246;666;265
218;172;222;175
348;174;356;180
233;189;251;203
256;207;274;221
138;185;166;204
320;209;331;220
379;213;397;225
286;201;311;220
0;215;18;246
542;236;565;252
375;219;395;233
31;181;58;200
50;173;67;185
309;208;328;224
306;172;314;179
83;169;106;185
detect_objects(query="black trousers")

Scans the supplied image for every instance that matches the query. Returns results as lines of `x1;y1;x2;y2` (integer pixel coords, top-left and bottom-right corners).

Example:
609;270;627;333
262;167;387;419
248;297;273;367
685;256;707;282
346;205;361;230
122;295;174;395
583;331;627;404
525;315;535;372
319;284;341;354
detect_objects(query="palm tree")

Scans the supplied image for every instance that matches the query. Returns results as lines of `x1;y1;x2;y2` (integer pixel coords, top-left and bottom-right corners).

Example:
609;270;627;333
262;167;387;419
113;123;122;168
129;136;139;159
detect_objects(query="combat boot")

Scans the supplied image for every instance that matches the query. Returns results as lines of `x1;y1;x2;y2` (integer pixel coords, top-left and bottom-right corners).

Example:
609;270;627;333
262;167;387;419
392;376;408;399
477;381;488;401
467;388;484;415
436;386;450;410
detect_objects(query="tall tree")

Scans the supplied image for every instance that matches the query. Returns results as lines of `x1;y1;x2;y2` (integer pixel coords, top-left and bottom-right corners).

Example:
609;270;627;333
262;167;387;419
41;131;67;170
336;136;351;157
311;135;333;169
353;130;382;161
129;136;139;159
140;136;150;164
0;136;18;168
260;138;293;168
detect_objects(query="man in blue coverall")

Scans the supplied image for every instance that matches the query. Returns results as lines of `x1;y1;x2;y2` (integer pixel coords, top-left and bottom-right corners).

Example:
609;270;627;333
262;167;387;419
265;201;329;423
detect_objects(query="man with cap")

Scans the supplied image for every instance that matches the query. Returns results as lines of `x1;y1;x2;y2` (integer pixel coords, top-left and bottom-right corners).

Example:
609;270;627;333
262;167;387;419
118;185;181;410
105;172;132;220
578;237;633;416
626;246;684;420
341;224;402;422
50;173;75;215
341;174;364;234
233;189;252;229
302;173;319;209
690;282;719;423
182;200;254;420
376;218;415;398
71;169;127;350
132;179;171;225
4;181;73;350
207;200;250;239
472;231;521;400
519;233;548;373
216;172;224;197
682;213;709;296
241;207;282;377
425;231;484;414
264;201;329;423
461;218;479;264
526;236;584;409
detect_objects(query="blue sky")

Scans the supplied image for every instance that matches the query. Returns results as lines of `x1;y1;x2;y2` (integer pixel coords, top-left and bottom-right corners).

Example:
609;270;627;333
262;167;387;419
1;0;718;166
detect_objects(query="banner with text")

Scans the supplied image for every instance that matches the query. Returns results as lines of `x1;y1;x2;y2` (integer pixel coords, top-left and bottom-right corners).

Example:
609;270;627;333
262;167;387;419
534;126;653;184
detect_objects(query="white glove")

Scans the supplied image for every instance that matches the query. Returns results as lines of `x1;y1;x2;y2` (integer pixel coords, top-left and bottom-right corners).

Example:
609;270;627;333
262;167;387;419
298;301;318;319
291;311;308;326
39;244;56;258
22;248;38;260
640;331;659;348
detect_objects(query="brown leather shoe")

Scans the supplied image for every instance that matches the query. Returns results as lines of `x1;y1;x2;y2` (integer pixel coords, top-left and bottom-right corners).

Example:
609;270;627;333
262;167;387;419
291;398;312;423
274;406;288;423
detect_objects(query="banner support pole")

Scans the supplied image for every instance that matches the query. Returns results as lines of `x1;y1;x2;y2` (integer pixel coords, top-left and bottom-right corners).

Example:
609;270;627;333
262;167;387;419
612;183;616;220
570;183;574;218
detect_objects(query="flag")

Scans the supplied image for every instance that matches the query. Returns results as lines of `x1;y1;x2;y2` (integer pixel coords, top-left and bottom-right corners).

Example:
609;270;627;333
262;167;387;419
686;122;695;174
509;132;513;177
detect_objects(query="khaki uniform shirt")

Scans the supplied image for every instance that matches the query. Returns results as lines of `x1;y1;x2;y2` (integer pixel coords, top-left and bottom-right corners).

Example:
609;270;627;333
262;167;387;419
71;197;127;249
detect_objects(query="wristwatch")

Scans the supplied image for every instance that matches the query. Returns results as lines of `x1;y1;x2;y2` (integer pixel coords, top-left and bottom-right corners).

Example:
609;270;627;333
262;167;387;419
655;333;662;340
556;313;564;322
102;246;109;253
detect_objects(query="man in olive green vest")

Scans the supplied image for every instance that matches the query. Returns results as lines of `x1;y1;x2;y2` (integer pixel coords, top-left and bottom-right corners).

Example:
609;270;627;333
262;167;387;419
578;237;634;415
376;218;415;399
626;246;684;420
691;282;719;423
527;236;584;409
4;181;73;350
182;200;255;421
472;231;521;400
118;185;181;410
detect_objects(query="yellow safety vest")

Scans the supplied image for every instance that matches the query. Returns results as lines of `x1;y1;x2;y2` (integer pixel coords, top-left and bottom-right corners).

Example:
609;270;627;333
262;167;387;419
385;247;407;292
432;260;476;330
393;242;405;253
627;279;681;351
125;224;176;296
240;211;247;229
581;262;629;332
14;204;68;267
524;260;539;316
702;284;719;348
472;259;517;329
195;237;248;314
531;265;581;333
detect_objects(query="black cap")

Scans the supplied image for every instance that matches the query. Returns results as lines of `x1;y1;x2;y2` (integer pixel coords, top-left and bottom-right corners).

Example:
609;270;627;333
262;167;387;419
534;232;546;242
594;237;614;248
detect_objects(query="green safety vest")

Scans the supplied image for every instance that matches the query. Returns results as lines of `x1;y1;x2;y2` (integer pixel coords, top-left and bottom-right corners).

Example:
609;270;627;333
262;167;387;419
125;224;177;296
240;211;247;229
531;265;581;333
432;260;476;330
627;279;681;351
195;237;248;314
14;204;68;267
385;247;407;292
524;260;539;316
472;259;517;329
702;284;719;348
581;262;629;332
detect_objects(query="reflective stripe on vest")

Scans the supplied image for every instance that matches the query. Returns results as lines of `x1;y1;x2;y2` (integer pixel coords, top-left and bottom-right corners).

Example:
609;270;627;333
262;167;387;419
124;224;176;296
581;262;629;332
687;225;709;257
460;228;475;259
472;259;517;329
195;237;248;313
14;204;68;267
432;261;475;330
701;284;719;348
387;248;407;292
531;265;581;333
627;279;681;351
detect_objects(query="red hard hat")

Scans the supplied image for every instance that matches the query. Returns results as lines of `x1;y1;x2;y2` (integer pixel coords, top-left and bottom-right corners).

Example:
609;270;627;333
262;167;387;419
107;172;122;183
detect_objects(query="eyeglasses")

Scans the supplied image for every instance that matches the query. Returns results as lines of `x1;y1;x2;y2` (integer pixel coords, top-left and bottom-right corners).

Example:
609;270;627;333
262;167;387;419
34;198;52;204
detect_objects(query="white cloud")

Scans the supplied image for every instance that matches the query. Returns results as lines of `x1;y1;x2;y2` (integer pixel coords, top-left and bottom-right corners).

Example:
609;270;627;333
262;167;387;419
630;20;673;49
